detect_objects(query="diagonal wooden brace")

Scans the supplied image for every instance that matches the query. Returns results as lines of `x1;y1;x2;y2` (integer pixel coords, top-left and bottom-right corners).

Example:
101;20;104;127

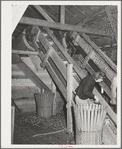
82;50;94;68
41;47;53;68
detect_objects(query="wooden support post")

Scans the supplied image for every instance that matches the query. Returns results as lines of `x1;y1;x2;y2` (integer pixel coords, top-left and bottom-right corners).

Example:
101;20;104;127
60;5;65;24
67;64;73;133
11;106;15;144
51;81;56;115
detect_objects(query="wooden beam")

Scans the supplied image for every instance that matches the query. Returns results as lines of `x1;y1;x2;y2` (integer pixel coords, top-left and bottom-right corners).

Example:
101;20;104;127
67;64;73;133
19;17;113;37
12;54;51;92
60;5;65;24
12;50;38;55
33;5;54;22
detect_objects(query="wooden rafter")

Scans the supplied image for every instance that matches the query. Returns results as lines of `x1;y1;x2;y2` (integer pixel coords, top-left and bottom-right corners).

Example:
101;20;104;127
12;50;38;55
20;16;114;37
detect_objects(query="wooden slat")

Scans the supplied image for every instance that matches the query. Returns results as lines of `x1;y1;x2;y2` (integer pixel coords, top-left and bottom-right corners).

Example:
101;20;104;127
12;50;38;55
41;48;53;68
19;17;113;37
12;54;50;92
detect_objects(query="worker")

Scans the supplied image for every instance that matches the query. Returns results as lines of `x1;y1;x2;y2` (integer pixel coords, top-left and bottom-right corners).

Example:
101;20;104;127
75;71;106;105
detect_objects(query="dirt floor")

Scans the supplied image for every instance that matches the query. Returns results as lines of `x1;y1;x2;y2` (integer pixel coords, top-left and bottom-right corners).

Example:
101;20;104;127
14;110;75;145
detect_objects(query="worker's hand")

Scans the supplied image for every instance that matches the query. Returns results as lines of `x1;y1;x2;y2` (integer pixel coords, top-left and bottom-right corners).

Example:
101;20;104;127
110;99;116;105
94;95;100;103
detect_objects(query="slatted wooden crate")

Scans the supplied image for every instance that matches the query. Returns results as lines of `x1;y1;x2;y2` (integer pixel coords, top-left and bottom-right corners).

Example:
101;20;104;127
73;104;107;145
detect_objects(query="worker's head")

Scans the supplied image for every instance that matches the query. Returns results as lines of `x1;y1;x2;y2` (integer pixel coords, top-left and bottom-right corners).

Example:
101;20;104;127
93;71;106;82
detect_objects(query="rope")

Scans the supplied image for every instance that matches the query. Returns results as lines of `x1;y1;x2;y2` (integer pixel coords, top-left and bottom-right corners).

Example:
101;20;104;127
33;128;66;137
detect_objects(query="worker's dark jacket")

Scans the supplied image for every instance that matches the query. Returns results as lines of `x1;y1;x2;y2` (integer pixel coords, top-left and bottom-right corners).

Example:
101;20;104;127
75;75;96;100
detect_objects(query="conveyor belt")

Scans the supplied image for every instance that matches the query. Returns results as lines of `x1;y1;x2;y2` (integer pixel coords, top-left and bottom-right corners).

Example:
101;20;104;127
25;26;117;128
